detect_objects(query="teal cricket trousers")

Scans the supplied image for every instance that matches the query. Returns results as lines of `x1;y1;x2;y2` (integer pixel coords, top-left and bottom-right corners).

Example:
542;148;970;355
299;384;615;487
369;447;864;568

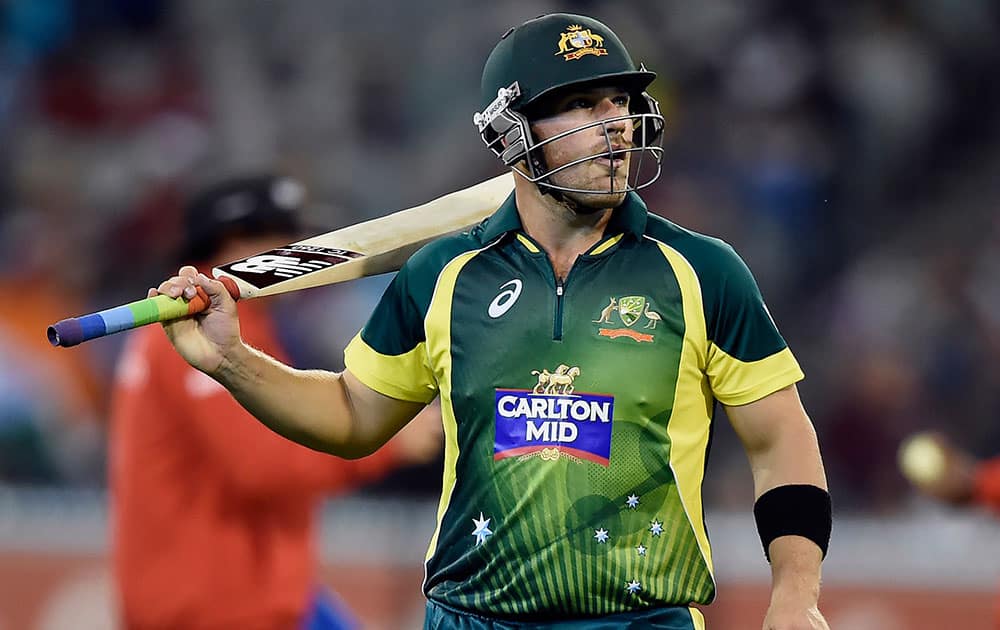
423;599;706;629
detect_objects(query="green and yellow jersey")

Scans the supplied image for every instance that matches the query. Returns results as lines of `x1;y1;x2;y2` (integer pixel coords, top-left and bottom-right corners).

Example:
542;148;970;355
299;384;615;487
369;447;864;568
344;191;803;619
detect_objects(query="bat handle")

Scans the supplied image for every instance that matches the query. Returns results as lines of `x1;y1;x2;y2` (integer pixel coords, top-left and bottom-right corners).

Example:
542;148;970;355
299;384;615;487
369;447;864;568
47;276;241;348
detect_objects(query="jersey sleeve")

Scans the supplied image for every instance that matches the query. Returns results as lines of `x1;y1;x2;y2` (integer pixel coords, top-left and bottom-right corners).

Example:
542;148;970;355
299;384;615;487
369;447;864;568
702;242;804;406
344;262;439;403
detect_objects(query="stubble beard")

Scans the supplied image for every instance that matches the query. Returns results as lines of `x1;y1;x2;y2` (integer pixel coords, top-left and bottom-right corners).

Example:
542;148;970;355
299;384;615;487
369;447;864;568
561;190;627;214
547;164;629;214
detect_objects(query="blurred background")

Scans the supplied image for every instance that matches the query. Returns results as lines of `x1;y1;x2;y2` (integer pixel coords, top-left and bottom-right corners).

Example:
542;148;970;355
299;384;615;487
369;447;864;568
2;0;999;628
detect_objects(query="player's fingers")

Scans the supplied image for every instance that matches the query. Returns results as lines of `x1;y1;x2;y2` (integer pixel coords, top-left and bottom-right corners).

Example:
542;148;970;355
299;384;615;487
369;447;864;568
156;273;197;299
178;266;202;299
195;272;235;307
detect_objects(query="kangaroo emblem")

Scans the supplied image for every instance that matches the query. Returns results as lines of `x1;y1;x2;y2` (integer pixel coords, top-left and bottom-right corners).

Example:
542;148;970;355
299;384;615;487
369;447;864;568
593;297;618;324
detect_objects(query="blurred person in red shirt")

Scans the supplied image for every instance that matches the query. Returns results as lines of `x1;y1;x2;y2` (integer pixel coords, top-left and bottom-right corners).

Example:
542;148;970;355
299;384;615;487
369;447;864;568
109;174;442;630
903;432;1000;629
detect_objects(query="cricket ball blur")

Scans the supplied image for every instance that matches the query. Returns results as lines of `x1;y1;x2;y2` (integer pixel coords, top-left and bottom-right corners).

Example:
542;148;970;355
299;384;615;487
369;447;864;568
898;432;946;486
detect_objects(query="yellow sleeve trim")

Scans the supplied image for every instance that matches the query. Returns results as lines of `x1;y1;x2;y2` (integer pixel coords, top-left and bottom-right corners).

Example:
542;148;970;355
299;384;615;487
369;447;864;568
707;345;804;406
343;332;438;403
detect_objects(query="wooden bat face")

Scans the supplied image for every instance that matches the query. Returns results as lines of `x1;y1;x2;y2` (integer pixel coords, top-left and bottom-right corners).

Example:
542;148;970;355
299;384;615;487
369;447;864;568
212;173;514;298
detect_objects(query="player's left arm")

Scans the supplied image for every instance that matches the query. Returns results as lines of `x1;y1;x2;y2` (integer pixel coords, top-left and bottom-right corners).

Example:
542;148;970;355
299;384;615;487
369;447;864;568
725;383;831;630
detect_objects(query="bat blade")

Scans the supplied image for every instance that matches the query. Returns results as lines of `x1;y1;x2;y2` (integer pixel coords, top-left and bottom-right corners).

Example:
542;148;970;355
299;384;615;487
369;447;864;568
47;173;514;347
213;172;514;298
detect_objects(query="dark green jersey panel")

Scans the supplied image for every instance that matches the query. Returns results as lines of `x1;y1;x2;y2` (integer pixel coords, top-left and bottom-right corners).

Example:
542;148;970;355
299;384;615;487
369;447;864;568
644;216;788;362
359;229;492;356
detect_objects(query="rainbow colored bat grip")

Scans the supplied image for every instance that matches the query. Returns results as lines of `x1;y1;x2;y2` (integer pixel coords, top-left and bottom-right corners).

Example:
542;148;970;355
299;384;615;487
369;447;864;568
47;276;240;348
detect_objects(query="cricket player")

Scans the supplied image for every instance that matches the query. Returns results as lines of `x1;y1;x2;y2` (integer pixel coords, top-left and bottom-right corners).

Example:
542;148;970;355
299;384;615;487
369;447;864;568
151;14;831;629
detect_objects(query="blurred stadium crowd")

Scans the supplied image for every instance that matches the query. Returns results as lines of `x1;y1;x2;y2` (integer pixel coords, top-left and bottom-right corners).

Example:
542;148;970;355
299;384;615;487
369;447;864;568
1;0;999;518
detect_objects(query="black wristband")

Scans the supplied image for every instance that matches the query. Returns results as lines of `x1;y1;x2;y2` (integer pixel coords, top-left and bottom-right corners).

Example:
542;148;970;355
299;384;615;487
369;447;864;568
753;484;832;562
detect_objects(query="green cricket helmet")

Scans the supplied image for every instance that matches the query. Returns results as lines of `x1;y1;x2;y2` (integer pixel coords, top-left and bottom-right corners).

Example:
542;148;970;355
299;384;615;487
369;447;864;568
474;13;665;195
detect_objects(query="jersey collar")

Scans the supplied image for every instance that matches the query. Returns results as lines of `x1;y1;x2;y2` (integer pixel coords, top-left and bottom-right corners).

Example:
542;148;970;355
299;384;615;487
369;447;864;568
479;190;649;243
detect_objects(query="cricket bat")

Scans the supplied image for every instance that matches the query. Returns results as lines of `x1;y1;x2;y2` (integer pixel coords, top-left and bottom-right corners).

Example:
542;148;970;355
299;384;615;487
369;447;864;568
48;173;514;347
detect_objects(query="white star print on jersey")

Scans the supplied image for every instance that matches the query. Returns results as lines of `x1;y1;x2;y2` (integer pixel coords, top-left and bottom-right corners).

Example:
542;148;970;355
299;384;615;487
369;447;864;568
649;520;664;536
625;494;640;509
626;579;642;594
594;528;609;543
472;512;493;546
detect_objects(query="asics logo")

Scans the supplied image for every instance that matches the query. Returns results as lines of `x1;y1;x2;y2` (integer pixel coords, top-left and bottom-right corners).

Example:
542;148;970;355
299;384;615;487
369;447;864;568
488;279;522;318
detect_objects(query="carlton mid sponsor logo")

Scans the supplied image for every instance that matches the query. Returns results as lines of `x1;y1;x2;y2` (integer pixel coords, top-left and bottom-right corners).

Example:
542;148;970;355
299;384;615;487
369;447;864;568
494;364;614;466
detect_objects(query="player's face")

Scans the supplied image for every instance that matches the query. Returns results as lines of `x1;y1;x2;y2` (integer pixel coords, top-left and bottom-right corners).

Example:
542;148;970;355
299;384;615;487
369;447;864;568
529;86;635;210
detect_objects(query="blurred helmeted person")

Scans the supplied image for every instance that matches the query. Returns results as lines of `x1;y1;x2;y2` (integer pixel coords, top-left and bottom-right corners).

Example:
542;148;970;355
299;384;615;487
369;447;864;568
109;174;442;630
148;14;831;629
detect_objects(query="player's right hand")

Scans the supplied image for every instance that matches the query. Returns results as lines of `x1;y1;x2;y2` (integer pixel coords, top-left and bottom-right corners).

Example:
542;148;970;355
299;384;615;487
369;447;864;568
151;265;241;375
